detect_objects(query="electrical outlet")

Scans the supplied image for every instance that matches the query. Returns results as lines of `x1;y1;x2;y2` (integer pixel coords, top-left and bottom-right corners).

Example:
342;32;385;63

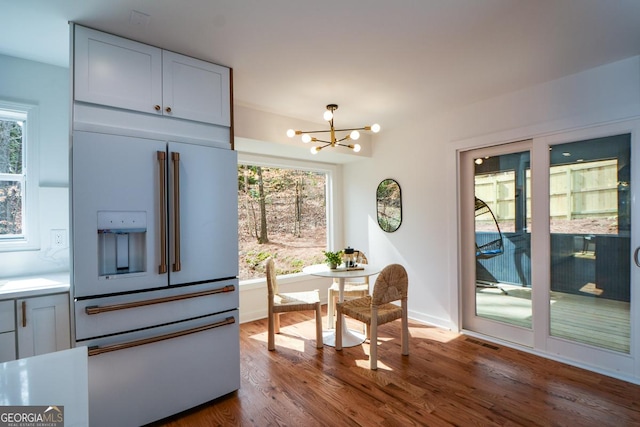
51;229;67;249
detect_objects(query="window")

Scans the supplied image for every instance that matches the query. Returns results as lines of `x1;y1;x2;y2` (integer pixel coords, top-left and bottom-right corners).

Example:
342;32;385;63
0;101;38;250
237;156;336;281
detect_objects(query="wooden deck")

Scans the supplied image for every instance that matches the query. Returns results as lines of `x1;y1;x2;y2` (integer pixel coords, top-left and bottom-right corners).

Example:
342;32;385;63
151;307;640;426
476;284;630;352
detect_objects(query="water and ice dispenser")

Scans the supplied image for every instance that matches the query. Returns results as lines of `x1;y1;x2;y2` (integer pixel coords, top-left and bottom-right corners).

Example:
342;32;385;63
98;211;147;277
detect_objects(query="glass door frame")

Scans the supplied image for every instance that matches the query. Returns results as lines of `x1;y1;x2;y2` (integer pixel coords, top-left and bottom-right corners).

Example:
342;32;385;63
459;119;640;379
460;139;534;348
532;121;639;376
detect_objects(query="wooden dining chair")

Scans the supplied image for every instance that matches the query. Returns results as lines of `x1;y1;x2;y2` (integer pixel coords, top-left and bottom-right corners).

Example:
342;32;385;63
266;257;323;351
326;251;369;329
336;263;409;370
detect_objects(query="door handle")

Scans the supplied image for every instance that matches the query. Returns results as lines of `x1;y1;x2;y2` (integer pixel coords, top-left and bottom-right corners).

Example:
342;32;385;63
87;316;235;356
157;151;168;274
171;152;181;272
634;247;640;268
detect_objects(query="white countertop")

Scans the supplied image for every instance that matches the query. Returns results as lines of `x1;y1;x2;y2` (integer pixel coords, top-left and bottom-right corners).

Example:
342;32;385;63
0;272;70;299
0;346;89;426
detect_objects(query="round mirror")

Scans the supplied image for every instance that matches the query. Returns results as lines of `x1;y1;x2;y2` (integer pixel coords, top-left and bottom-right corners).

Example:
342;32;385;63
376;179;402;232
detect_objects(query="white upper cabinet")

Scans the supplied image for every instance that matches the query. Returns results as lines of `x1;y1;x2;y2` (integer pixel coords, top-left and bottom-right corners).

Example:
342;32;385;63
74;26;163;116
74;25;230;127
162;51;230;125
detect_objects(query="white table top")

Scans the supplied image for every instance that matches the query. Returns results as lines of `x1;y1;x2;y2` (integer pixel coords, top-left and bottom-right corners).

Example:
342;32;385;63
0;347;89;426
303;263;381;279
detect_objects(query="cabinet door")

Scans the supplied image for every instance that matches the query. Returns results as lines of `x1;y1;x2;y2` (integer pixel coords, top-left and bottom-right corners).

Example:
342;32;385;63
0;332;15;362
0;300;15;362
162;51;230;126
168;142;238;285
17;294;70;358
74;25;163;115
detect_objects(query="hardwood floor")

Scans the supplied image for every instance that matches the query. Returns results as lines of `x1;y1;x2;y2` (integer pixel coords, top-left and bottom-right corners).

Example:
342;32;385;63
152;308;640;427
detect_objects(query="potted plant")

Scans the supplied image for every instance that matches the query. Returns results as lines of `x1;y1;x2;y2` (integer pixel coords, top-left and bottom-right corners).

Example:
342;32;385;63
323;250;343;269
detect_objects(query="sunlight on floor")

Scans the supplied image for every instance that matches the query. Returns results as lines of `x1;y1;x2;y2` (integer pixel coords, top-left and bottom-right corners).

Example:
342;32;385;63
249;330;308;352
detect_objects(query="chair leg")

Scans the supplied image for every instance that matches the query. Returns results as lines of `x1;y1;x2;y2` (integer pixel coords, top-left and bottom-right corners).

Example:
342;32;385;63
274;312;280;334
370;314;378;370
401;299;409;356
326;289;335;329
335;303;343;351
315;302;323;348
268;310;275;351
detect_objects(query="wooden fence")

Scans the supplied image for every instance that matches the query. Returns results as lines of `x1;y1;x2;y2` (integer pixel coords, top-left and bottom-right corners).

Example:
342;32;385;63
475;159;618;225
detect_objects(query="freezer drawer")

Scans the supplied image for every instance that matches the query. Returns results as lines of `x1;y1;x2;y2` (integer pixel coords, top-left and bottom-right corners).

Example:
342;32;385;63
74;279;238;340
83;309;240;427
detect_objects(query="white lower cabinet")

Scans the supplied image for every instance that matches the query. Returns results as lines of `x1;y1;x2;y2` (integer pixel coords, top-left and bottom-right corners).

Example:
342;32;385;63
0;300;16;362
17;293;71;359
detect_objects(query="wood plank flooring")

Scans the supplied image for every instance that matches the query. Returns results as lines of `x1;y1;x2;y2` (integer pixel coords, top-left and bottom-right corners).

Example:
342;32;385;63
151;308;640;427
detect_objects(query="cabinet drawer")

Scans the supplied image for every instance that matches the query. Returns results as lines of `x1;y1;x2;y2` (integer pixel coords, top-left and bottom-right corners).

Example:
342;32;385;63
74;279;238;340
0;300;15;333
85;309;239;426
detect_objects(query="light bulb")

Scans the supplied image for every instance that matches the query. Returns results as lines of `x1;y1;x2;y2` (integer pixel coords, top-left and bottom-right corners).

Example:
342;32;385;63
311;146;319;154
301;134;311;143
353;143;361;153
350;130;360;140
323;110;333;121
370;123;381;133
286;129;295;138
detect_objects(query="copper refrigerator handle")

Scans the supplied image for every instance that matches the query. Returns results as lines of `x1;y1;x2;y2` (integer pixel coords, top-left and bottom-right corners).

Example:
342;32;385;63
87;316;235;356
171;151;181;272
21;301;26;327
157;151;168;274
84;285;236;315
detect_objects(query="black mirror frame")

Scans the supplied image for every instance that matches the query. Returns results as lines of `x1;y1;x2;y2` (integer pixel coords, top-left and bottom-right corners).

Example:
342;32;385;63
376;178;402;233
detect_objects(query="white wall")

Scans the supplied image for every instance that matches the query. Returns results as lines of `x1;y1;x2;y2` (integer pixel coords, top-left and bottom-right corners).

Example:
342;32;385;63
0;54;70;277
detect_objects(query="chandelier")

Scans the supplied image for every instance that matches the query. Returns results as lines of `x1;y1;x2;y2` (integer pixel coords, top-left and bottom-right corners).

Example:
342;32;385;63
286;104;380;154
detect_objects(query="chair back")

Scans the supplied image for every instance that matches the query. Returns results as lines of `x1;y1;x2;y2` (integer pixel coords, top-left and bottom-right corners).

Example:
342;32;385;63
371;264;408;306
266;258;278;297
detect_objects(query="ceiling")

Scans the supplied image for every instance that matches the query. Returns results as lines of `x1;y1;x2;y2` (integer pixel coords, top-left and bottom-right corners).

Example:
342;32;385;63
3;0;640;132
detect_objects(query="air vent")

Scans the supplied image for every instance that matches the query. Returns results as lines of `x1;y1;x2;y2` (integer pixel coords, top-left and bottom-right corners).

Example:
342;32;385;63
466;337;500;350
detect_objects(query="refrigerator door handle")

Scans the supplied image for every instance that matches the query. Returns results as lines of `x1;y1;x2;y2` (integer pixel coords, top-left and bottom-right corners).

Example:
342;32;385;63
84;284;236;315
87;316;235;356
634;246;640;268
157;151;168;274
171;152;182;272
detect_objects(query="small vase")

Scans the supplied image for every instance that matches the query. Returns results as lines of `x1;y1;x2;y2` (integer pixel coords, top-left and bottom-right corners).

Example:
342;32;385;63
328;263;337;269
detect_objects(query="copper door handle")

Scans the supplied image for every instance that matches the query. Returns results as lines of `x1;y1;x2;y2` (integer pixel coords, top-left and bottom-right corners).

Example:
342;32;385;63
88;317;235;356
85;285;235;315
157;151;167;274
171;152;181;272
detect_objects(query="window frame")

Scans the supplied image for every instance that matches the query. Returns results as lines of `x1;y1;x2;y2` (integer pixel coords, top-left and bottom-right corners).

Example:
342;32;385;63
236;152;342;285
0;100;40;251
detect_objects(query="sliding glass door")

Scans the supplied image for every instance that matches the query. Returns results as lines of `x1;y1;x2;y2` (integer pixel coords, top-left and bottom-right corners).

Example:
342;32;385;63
460;140;534;347
460;121;639;375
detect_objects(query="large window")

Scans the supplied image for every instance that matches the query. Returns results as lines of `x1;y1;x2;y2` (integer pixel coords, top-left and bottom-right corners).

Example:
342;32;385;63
237;160;332;281
0;102;38;250
0;110;26;238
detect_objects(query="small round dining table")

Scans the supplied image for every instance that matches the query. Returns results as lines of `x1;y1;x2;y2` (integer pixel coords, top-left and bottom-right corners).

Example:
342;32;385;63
303;263;381;347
